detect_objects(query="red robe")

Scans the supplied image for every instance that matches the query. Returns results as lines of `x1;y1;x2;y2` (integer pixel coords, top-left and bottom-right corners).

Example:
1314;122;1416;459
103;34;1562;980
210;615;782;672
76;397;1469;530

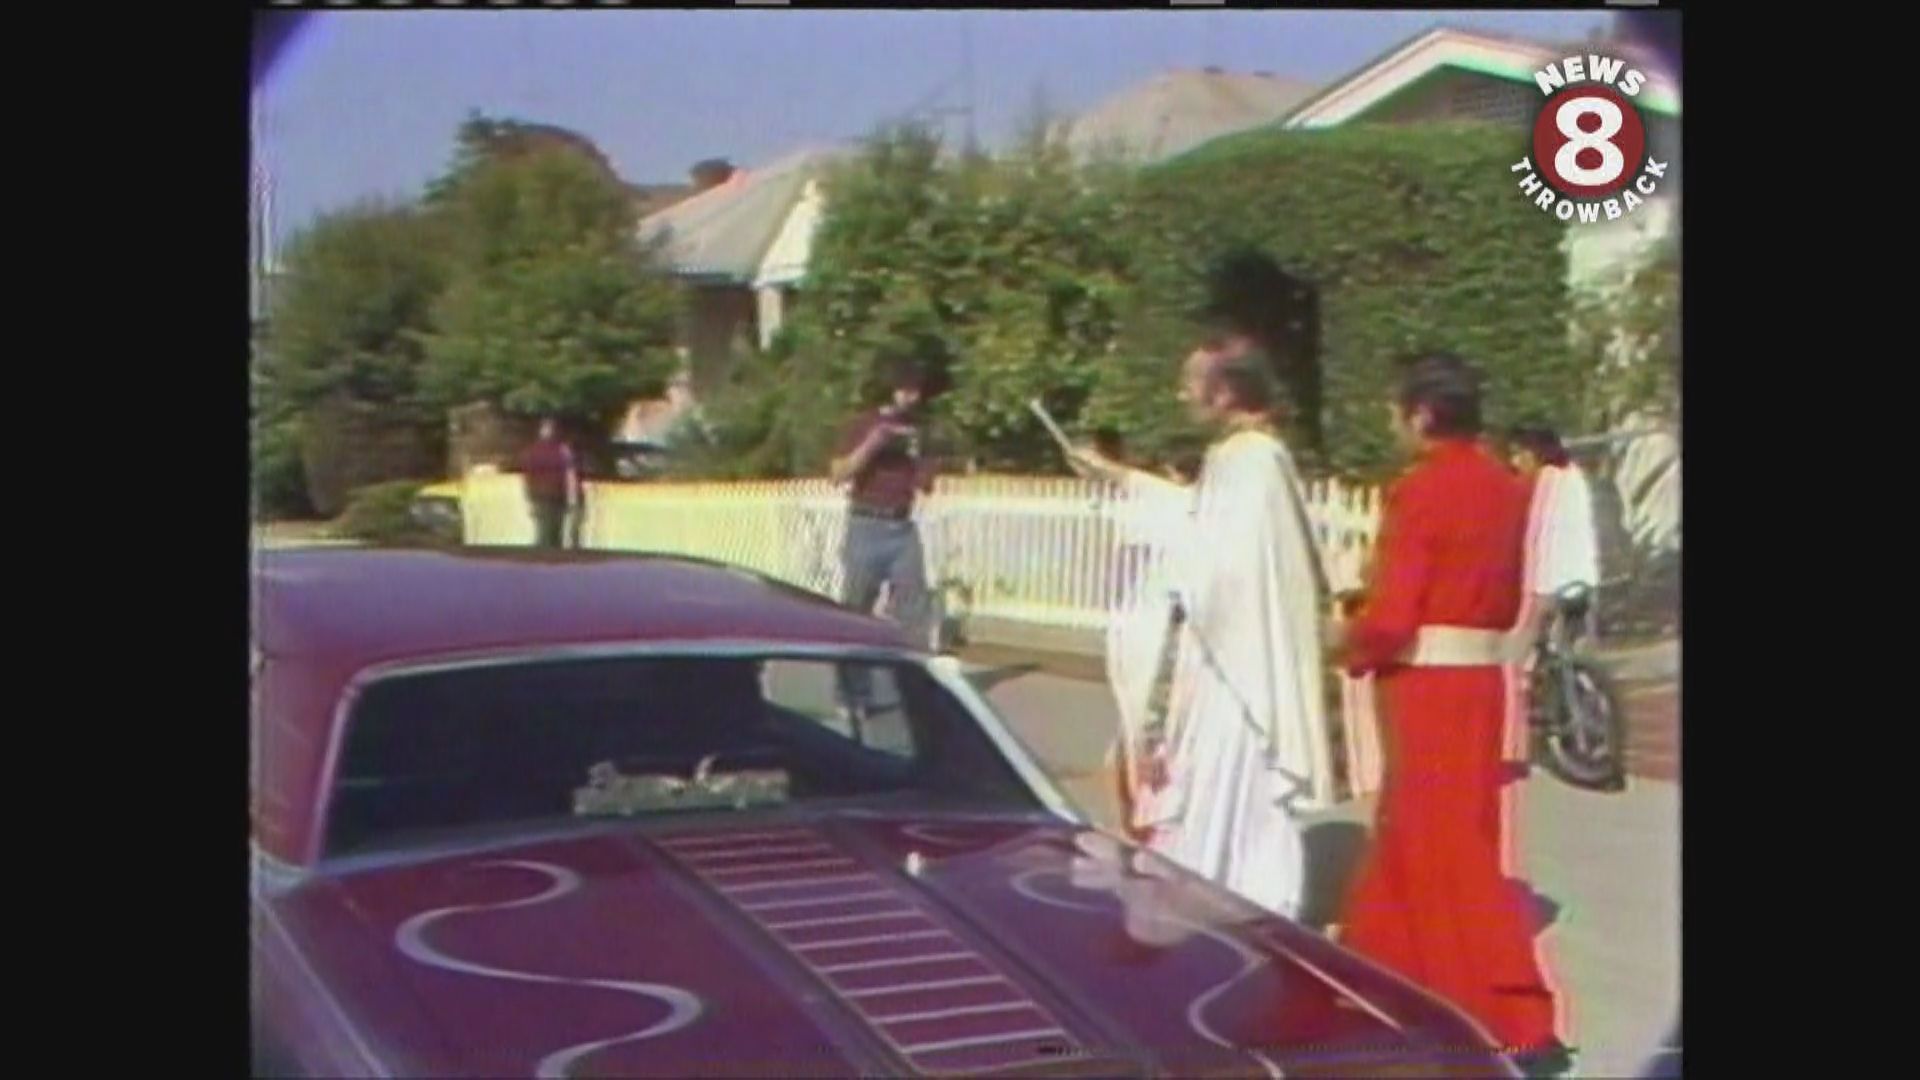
1339;439;1562;1052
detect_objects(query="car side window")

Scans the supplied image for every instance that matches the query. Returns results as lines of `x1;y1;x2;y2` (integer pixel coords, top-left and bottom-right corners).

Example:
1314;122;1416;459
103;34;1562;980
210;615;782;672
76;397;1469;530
759;659;915;760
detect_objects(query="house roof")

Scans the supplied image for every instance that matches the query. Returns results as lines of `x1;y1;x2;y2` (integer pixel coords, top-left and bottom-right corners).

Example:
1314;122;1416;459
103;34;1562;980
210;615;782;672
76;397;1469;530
629;182;697;219
637;146;849;286
1282;26;1680;130
1053;68;1318;165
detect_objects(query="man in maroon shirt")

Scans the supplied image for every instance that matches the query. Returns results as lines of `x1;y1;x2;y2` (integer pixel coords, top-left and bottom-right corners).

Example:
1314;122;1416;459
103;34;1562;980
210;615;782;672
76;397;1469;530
829;360;940;696
517;417;579;550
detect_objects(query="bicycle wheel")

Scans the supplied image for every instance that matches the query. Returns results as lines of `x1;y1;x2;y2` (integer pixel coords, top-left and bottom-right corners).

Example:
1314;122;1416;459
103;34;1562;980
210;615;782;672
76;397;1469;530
1539;659;1629;792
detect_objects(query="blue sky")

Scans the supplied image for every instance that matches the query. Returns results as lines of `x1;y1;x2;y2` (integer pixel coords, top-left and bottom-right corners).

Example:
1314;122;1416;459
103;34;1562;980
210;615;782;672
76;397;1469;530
254;8;1613;254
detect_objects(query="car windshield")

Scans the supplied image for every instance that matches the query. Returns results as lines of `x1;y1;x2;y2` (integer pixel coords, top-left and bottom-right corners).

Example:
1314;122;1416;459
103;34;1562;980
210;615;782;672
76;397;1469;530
323;653;1043;858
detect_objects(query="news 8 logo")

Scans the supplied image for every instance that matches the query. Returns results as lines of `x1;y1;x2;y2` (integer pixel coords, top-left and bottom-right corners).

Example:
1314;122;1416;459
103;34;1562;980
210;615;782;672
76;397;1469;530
1536;83;1647;199
1510;54;1670;224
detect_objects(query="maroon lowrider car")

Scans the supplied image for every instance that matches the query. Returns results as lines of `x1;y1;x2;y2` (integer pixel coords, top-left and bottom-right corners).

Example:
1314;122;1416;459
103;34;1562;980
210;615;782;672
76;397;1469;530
250;547;1520;1078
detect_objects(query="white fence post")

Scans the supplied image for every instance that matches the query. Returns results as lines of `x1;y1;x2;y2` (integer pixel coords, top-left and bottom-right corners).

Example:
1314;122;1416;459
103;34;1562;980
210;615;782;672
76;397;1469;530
486;471;1383;634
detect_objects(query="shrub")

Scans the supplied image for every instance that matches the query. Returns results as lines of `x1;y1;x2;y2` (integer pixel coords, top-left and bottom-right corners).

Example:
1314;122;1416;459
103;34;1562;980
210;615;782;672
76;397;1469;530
777;128;1137;474
252;417;314;520
299;394;444;517
335;479;441;545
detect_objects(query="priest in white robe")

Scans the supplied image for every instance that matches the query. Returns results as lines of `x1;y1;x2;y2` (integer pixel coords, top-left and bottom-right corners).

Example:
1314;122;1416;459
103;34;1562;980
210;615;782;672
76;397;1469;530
1072;339;1332;918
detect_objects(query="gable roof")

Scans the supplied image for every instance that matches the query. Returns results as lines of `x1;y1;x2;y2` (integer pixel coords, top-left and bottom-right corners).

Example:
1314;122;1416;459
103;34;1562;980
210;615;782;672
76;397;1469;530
628;182;697;219
637;146;848;286
1282;27;1679;130
1053;68;1318;165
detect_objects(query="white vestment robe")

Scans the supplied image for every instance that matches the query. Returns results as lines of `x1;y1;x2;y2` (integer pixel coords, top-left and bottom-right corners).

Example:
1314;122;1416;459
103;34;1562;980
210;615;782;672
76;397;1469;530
1527;464;1601;599
1102;429;1330;917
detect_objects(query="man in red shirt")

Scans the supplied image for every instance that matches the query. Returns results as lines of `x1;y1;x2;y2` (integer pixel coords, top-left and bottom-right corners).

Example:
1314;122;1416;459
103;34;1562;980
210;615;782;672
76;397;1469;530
517;417;579;550
1329;354;1570;1077
829;359;940;677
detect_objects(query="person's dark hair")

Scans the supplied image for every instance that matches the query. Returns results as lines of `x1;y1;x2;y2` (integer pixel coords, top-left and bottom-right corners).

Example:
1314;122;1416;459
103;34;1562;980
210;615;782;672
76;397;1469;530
1394;352;1483;437
880;352;929;395
1508;425;1571;468
1210;342;1278;414
1092;427;1125;460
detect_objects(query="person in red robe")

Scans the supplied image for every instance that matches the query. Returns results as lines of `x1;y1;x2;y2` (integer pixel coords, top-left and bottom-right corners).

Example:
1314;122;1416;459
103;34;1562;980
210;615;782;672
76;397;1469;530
1328;353;1571;1077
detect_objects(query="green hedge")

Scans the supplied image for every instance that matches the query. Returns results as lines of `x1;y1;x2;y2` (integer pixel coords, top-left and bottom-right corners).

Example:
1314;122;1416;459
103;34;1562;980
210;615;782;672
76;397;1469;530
728;124;1577;481
1119;123;1577;478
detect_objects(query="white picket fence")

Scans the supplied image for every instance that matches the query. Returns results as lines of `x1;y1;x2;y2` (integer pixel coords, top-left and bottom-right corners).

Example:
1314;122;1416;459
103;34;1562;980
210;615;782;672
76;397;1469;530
461;471;1385;631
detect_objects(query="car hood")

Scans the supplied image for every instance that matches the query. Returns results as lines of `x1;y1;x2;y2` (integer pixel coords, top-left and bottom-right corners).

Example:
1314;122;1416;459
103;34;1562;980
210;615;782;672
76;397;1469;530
259;811;1513;1078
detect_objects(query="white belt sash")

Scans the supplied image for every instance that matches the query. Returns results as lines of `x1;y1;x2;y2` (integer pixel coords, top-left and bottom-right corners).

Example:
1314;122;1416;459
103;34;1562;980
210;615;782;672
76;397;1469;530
1402;625;1528;667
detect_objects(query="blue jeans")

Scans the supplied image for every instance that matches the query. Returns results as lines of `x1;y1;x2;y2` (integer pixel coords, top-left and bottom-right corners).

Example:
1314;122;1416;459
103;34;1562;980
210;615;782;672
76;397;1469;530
839;514;931;707
531;500;567;549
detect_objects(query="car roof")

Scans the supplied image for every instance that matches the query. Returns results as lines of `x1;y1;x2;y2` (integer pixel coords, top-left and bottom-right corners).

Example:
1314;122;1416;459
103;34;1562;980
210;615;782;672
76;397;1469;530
252;546;914;668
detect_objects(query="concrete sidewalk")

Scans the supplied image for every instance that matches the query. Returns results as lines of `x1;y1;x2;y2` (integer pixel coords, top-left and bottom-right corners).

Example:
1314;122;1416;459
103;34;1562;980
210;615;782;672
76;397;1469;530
958;627;1679;687
969;662;1680;1080
1601;638;1680;683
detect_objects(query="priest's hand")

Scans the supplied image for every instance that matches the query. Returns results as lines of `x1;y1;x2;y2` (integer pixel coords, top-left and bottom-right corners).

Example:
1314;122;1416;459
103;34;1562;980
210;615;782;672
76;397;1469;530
1321;614;1349;657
